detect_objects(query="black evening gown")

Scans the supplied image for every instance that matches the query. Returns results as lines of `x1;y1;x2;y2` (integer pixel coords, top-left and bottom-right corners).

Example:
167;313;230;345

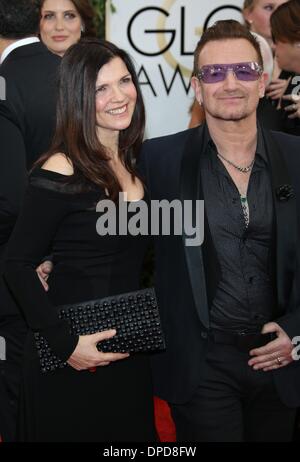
4;169;156;442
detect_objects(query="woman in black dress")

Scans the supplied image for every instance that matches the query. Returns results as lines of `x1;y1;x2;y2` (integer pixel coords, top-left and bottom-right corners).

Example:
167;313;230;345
3;38;156;442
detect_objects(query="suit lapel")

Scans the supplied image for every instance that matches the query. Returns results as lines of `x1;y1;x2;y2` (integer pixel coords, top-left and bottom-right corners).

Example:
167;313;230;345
180;125;210;328
261;128;297;311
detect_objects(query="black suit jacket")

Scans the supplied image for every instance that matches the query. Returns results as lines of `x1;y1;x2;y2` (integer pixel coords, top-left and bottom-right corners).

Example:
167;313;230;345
0;42;61;167
0;42;60;316
140;124;300;406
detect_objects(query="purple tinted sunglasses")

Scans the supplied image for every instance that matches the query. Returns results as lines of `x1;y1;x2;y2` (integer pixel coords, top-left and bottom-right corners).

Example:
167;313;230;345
197;62;263;83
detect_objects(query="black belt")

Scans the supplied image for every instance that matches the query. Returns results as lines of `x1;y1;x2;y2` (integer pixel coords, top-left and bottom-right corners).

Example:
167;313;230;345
209;329;274;353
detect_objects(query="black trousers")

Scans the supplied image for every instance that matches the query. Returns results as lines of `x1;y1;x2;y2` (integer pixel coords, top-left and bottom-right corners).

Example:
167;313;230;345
170;340;296;442
0;316;27;442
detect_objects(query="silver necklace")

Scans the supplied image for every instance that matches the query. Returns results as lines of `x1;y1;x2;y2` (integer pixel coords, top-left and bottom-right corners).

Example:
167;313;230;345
217;152;255;173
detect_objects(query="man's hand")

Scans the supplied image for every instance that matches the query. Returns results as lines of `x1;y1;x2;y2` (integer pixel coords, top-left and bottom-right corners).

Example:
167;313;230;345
248;322;294;371
36;260;53;291
67;329;130;371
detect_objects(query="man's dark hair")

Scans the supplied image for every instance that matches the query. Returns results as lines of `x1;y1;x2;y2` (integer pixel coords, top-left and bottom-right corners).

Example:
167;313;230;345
0;0;40;39
193;20;263;76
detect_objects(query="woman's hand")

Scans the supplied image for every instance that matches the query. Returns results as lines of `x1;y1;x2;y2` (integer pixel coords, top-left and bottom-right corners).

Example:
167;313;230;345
282;94;300;119
36;260;53;291
35;264;130;370
67;329;129;371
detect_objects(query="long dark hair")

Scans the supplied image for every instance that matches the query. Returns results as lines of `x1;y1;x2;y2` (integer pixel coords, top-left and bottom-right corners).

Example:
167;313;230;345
37;38;145;200
39;0;97;37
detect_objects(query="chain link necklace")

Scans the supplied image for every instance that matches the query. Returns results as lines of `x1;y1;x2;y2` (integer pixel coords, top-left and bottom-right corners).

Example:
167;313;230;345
217;152;255;173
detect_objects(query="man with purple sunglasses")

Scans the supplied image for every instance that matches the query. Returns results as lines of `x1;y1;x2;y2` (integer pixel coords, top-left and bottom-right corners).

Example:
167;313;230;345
140;19;300;441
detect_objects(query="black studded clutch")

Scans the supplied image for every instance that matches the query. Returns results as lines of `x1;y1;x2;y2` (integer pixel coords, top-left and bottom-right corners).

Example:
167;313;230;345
34;287;165;373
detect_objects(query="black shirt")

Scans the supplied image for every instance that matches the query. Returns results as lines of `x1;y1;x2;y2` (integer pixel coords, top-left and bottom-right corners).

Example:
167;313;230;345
201;127;277;333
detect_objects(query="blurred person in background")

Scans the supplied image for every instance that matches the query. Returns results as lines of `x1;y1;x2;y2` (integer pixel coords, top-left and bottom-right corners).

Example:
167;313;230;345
39;0;97;57
271;0;300;136
243;0;288;47
243;0;291;104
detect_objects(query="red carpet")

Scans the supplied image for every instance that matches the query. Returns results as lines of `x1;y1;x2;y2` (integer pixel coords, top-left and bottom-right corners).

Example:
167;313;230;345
154;397;176;442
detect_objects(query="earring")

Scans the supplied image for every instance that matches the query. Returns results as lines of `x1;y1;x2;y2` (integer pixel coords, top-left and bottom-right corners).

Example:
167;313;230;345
81;24;85;33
